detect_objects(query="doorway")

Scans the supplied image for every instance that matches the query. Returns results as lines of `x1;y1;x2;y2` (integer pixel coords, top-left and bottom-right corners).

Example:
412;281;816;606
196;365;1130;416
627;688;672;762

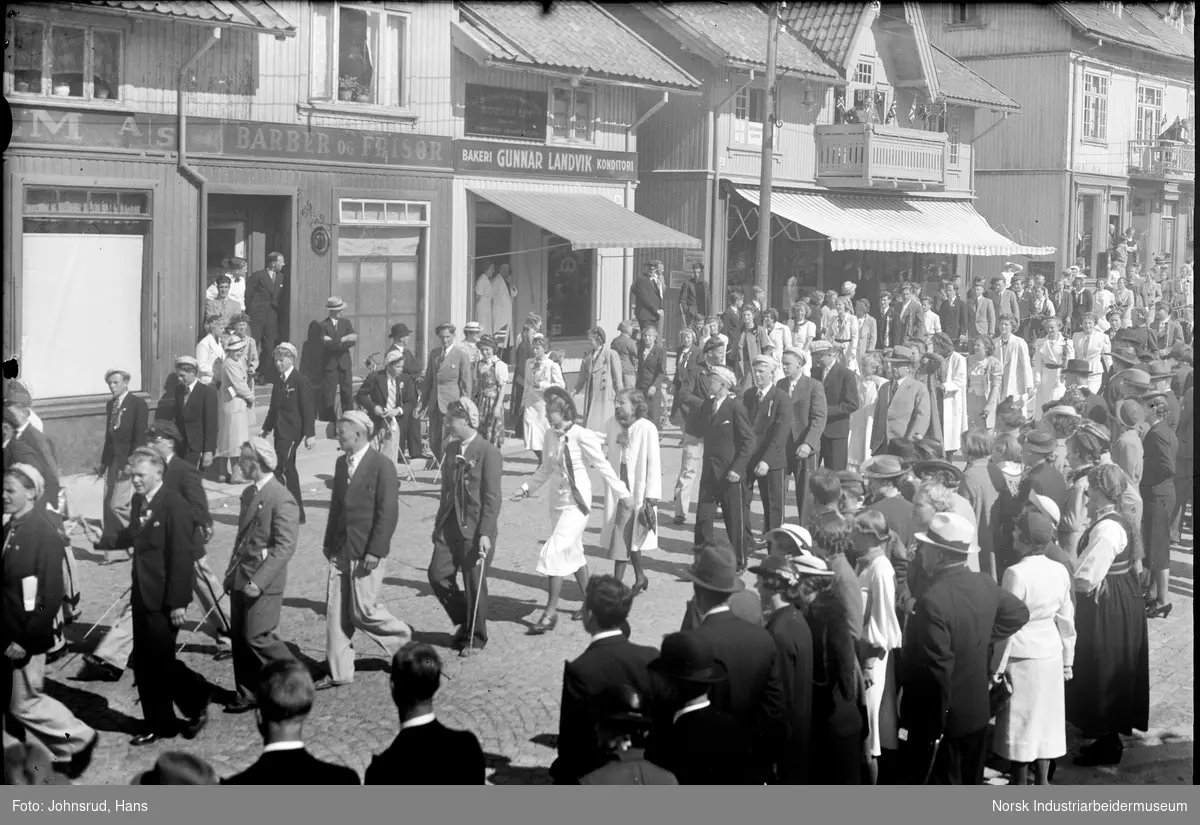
204;194;291;339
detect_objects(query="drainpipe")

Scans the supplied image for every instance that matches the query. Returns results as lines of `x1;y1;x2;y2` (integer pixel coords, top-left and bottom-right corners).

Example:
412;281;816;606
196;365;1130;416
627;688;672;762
624;91;670;314
178;27;222;335
1066;53;1078;273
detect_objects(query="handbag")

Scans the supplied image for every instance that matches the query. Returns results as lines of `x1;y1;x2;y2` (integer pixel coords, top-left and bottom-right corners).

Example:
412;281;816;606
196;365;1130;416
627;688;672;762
989;641;1014;719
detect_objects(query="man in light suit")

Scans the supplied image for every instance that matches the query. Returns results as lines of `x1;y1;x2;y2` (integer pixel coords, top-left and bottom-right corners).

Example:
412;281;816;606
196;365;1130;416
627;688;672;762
261;343;316;524
222;438;300;714
96;367;149;542
812;341;858;471
694;366;755;571
245;251;286;384
967;280;997;340
315;411;411;690
420;322;473;463
883;346;931;450
320;296;358;420
778;349;826;525
428;398;503;656
173;356;218;470
743;355;792;551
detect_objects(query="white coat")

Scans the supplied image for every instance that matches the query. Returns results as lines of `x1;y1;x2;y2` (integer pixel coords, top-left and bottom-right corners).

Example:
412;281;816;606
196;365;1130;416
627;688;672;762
940;350;968;452
1032;334;1075;420
600;417;662;553
993;334;1034;406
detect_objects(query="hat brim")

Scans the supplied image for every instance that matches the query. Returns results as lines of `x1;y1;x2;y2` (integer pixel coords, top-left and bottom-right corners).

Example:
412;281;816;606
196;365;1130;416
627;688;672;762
1025;443;1056;455
862;467;908;479
913;460;964;481
914;531;978;555
683;569;747;594
647;657;729;684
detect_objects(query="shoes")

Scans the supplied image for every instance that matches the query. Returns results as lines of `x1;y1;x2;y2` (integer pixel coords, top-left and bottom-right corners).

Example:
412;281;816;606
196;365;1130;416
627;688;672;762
223;697;257;715
60;732;99;780
631;576;650;597
181;712;208;740
130;731;173;747
313;676;351;692
44;647;68;665
528;614;558;635
1146;602;1173;619
77;654;123;682
673;515;686;526
570;608;584;622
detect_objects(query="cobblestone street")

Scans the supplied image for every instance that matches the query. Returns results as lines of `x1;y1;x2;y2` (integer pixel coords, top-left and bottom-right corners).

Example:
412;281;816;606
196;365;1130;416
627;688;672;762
44;427;1194;785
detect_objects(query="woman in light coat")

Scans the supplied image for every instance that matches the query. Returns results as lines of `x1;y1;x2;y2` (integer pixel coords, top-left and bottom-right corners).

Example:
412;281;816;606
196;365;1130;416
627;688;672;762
601;389;660;596
855;299;878;366
1032;317;1075;421
215;336;253;484
849;352;886;468
521;335;565;461
966;335;1003;432
932;333;968;456
765;307;793;356
1072;313;1109;394
574;326;622;435
832;298;859;373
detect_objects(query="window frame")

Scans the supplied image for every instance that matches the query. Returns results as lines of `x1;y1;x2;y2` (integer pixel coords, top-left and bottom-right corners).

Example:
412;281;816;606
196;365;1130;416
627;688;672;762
338;198;429;227
308;1;412;115
1135;84;1164;144
1081;71;1109;143
732;86;766;147
944;3;983;27
549;83;596;145
4;16;125;104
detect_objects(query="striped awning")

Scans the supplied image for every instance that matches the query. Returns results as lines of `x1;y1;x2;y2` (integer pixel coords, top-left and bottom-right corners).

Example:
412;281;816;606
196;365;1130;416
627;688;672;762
469;188;701;250
736;188;1055;257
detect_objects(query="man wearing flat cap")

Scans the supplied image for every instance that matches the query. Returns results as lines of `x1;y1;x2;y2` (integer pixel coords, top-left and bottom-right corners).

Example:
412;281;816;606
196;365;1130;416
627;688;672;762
173;356;218;471
96;367;149;543
420;323;473;464
694;365;755;571
743;354;792;550
881;346;930;451
355;348;419;466
221;437;300;713
261;343;316;524
320;296;358;421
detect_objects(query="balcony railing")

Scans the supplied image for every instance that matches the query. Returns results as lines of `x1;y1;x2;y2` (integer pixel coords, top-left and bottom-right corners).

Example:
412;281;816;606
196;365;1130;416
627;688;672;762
815;123;948;190
1128;140;1195;178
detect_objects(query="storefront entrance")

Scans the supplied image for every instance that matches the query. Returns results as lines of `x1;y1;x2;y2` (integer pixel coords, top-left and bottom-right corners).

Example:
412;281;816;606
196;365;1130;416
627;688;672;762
205;193;291;336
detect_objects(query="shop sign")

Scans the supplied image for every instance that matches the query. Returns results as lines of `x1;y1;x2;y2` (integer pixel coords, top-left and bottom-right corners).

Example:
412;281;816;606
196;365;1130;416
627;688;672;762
9;106;454;170
454;139;638;182
464;84;547;140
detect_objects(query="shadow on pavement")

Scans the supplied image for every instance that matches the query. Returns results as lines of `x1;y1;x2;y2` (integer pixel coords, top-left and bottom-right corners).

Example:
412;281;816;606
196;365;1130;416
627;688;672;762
42;678;141;736
282;596;327;617
485;753;551;785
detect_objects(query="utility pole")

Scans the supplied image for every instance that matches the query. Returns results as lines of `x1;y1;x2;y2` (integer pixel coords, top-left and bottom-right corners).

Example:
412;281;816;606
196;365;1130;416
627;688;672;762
756;2;780;297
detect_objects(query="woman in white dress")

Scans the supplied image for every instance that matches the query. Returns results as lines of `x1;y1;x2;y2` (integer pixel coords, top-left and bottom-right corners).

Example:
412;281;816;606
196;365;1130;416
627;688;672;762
521;335;564;461
855;299;878;365
490;263;516;351
1032;317;1075;420
574;326;622;434
1092;278;1116;332
832;298;859;372
1072;313;1109;393
215;336;253;484
513;387;633;634
765;307;793;356
851;510;903;785
790;301;817;360
992;510;1075;785
933;333;968;457
967;336;1003;432
474;263;496;336
849;352;886;468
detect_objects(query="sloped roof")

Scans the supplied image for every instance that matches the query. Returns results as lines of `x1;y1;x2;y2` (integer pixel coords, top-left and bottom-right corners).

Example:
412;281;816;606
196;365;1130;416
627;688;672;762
457;2;699;90
88;1;295;35
648;2;841;78
931;45;1020;111
779;1;874;70
1053;2;1194;60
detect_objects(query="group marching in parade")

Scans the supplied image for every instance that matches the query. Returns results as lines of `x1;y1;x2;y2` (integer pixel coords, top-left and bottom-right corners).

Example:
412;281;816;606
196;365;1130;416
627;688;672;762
2;251;1194;786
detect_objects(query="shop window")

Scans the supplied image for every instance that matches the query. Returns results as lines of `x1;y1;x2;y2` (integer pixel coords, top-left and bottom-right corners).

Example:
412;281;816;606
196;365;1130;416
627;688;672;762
6;18;122;101
20;186;150;399
733;87;765;147
1136;86;1163;143
1082;72;1108;141
546;240;593;338
551;85;594;143
336;227;424;368
310;2;408;108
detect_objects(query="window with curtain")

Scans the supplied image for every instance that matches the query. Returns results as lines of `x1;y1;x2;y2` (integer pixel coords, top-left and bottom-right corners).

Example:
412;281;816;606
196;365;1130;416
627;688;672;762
733;87;764;146
1136;86;1163;143
310;2;407;108
1082;72;1108;140
551;85;594;143
5;18;123;100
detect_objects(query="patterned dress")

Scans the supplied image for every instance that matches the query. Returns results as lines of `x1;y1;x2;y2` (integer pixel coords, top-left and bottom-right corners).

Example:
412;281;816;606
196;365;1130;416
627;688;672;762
474;356;509;447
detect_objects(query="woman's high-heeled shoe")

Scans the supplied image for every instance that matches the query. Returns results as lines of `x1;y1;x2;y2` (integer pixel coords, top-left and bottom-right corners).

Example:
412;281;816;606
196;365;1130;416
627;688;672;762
570;608;584;622
1146;602;1173;619
631;576;650;597
528;613;558;635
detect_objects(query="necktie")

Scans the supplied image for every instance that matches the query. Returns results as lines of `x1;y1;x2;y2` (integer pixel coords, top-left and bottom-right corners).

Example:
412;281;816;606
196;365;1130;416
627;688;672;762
183;384;192;406
110;398;123;431
386;376;396;410
347;452;357;479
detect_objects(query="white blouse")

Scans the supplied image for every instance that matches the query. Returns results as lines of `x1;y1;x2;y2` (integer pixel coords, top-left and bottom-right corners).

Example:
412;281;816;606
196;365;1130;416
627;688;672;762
999;555;1076;666
858;553;902;654
1073;518;1128;594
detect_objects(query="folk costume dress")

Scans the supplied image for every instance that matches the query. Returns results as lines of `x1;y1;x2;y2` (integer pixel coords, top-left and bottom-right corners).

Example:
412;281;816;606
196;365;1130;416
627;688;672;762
474;354;509;447
522;356;565;452
523;425;630;578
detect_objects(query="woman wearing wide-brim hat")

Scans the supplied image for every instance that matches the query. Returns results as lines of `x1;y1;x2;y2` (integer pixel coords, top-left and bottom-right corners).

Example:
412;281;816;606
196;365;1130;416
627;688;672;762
215;335;254;483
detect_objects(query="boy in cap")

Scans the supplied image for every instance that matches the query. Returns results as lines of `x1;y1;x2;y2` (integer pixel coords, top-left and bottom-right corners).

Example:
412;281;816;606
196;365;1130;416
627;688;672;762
355;348;420;465
261;343;316;523
320;296;357;420
173;355;218;470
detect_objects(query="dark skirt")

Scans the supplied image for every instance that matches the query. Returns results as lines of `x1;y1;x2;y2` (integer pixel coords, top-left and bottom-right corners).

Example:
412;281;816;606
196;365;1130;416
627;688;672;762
811;729;863;785
1141;482;1176;573
1065;571;1150;738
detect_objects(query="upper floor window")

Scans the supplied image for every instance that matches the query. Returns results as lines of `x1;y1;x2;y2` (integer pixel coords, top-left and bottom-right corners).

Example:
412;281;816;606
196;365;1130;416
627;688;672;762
310;2;408;108
925;109;961;163
551;85;594;143
1082;72;1109;141
339;199;428;226
733;86;765;147
1136;85;1164;143
853;61;874;85
5;18;122;101
945;4;981;25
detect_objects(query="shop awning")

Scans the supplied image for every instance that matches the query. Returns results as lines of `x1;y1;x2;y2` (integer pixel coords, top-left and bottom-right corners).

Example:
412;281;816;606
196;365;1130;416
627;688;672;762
735;188;1055;257
469;188;701;250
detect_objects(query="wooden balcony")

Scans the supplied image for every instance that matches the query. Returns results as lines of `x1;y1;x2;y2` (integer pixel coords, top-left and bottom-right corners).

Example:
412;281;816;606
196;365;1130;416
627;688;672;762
1128;140;1195;181
815;123;948;190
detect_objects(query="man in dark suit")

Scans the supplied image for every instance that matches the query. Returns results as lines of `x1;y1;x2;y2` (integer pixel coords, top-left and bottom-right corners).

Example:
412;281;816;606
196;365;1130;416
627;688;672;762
670;329;703;427
743;355;792;550
684;541;786;783
315;411;410;690
384;323;425;459
172;356;217;470
319;296;357;420
694;366;755;570
777;349;826;525
644;632;757;785
97;367;149;542
100;449;209;746
900;513;1029;785
428;398;503;655
356;349;420;465
812;342;858;471
245;251;287;384
877;292;898;350
260;343;315;524
224;661;359;784
634;326;668;425
993;429;1069;576
678;262;708;330
222;438;300;714
549;575;658;784
610;320;639;390
629;262;664;332
364;643;485;785
721;291;746;362
4;388;61;513
939;282;970;348
1141;389;1178;616
578;686;678;785
419;323;473;462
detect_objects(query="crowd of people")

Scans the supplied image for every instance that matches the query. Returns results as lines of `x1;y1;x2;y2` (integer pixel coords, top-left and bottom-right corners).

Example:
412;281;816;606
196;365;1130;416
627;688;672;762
0;253;1193;786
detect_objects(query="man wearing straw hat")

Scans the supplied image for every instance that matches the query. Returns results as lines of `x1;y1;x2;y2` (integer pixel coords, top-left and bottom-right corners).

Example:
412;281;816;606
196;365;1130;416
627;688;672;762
777;347;826;526
743;353;792;550
320;296;358;420
221;437;300;715
420;322;474;464
428;397;502;657
356;348;419;466
812;341;857;472
693;366;755;571
261;342;316;524
881;346;930;451
900;513;1029;785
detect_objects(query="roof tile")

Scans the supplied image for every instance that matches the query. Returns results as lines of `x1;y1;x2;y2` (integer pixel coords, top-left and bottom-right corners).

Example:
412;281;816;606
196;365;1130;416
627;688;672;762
460;2;698;89
780;1;873;70
1054;2;1193;59
88;1;295;34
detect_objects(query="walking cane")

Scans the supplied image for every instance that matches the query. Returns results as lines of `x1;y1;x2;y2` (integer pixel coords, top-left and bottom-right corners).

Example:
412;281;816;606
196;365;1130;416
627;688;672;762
461;543;492;658
177;599;225;654
54;585;133;673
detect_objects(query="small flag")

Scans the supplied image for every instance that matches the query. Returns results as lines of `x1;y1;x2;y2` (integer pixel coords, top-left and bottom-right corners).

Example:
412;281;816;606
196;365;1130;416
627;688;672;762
886;101;897;124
